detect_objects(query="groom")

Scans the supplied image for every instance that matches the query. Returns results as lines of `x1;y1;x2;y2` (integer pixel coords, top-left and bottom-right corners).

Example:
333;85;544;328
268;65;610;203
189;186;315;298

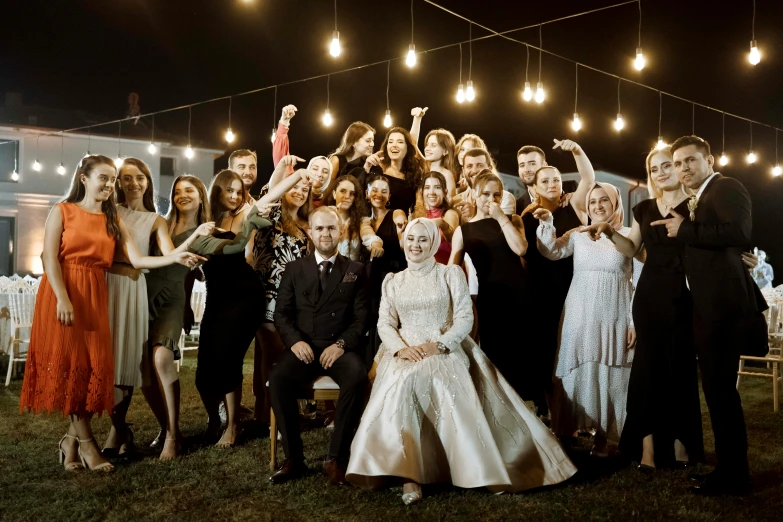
269;206;369;486
652;135;767;496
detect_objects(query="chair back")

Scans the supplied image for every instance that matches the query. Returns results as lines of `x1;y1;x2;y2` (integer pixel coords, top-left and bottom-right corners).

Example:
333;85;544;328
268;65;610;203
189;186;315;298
9;287;36;328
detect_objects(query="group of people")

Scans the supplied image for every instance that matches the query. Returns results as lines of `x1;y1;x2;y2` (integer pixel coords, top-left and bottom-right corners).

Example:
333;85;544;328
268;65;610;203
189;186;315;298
18;103;769;502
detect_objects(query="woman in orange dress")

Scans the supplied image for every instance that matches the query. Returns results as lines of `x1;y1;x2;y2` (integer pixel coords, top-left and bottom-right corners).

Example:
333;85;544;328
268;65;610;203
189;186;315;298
20;155;202;473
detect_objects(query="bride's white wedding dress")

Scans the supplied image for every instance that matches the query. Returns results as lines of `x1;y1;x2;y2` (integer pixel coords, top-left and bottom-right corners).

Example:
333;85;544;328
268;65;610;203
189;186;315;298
346;261;577;492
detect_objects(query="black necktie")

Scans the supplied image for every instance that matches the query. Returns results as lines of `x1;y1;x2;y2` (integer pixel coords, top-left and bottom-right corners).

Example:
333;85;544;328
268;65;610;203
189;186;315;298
319;260;332;293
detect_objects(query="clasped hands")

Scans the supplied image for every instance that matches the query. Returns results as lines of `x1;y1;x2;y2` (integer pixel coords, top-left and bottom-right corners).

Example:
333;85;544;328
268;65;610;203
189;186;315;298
397;342;440;362
291;341;344;369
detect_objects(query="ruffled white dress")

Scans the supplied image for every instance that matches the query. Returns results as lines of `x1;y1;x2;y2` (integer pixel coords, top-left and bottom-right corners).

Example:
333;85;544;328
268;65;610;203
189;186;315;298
346;261;577;492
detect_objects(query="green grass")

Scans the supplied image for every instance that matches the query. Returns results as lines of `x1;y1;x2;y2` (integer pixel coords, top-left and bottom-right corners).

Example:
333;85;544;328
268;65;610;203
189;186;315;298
1;347;782;521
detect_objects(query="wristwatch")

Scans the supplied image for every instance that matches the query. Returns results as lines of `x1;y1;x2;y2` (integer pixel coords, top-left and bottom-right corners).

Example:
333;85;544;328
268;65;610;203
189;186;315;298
436;342;450;354
335;339;346;350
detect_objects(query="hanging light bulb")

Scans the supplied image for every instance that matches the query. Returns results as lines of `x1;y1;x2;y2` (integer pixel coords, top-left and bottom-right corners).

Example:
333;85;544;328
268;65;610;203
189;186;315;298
614;113;625;131
719;153;729;166
330;30;341;57
571;113;582;132
405;43;417;68
148;142;157;154
456;83;465;104
656;137;667;150
57;163;67;175
322;108;333;126
634;47;646;71
225;128;235;143
747;150;757;163
32;159;42;172
270;130;276;143
114;156;125;169
465;81;475;102
773;164;782;176
185;145;194;159
748;40;761;65
522;82;533;102
534;82;545;104
11;170;19;181
383;110;392;128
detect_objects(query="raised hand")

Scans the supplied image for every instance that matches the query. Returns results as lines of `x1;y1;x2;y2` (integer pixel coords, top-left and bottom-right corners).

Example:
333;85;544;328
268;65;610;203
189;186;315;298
487;201;505;221
552;139;582;153
410;107;428;118
278;155;305;168
280;104;298;124
255;201;280;217
363;151;384;173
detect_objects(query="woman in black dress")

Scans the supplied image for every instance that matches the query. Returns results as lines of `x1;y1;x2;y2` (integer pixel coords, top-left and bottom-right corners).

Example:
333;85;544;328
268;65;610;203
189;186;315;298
449;170;531;395
582;147;705;469
195;170;273;448
360;174;407;369
329;121;376;180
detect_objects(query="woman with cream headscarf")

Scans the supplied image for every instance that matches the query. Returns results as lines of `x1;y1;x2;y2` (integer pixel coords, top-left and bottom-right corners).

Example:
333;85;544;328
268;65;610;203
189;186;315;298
534;182;639;455
346;218;577;505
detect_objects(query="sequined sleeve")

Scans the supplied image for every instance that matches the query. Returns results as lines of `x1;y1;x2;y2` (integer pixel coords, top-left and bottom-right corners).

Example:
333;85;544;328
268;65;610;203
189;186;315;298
377;273;409;356
536;218;576;261
438;265;474;351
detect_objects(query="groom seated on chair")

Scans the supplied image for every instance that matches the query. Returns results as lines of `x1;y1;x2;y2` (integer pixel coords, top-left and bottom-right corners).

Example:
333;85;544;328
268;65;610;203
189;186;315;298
269;205;369;486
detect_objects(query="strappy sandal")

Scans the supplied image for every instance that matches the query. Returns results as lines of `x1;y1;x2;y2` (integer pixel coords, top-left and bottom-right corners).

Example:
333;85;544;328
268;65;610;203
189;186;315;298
58;434;84;471
78;438;115;472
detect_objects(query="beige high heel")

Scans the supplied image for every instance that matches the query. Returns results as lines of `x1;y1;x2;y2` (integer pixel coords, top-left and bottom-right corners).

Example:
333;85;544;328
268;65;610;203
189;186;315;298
58;434;84;471
78;438;115;472
401;483;423;505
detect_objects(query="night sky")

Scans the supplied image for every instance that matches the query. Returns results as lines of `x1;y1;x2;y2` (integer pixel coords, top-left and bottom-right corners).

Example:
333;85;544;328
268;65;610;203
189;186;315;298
3;0;782;280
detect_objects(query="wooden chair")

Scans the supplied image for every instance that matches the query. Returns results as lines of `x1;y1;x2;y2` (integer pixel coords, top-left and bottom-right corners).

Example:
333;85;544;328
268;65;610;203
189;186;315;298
269;376;341;470
737;333;783;412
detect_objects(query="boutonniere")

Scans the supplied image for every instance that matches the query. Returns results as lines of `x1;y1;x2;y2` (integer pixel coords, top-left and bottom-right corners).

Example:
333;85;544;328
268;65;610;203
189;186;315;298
342;272;358;283
687;196;699;222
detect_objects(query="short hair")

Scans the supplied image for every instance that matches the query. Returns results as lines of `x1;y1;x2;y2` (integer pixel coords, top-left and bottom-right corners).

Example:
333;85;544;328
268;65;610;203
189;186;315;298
308;205;341;227
517;145;546;163
670;135;711;158
645;146;672;199
473;169;503;195
228;149;257;169
463;147;495;169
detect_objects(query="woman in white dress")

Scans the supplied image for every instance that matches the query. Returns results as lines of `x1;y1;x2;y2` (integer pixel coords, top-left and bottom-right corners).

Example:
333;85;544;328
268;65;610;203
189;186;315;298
534;182;638;455
346;218;577;504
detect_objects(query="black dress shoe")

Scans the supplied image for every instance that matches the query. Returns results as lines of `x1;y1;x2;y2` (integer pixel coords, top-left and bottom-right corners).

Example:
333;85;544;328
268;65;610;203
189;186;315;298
689;476;752;497
323;458;349;486
636;463;656;474
269;459;307;484
689;469;715;483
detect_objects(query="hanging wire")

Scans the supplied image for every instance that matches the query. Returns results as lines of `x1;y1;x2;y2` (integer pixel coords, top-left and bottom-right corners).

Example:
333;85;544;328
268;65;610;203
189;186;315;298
87;126;91;154
617;78;622;113
187;106;192;145
458;43;463;83
775;129;779;164
272;86;278;132
658;92;663;136
752;0;756;40
525;44;530;82
385;61;391;110
637;0;642;47
538;25;543;82
574;64;579;113
692;103;695;135
334;0;338;31
326;74;331;109
228;96;233;129
60;132;64;165
36;135;40;159
721;112;726;151
410;0;415;43
749;120;753;151
468;22;473;81
151;114;155;143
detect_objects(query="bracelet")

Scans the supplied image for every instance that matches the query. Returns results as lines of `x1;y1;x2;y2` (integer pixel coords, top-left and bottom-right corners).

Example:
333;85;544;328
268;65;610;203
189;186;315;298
335;339;346;350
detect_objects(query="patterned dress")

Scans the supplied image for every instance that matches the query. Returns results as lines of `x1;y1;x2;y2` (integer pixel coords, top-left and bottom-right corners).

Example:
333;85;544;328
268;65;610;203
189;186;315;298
252;185;309;321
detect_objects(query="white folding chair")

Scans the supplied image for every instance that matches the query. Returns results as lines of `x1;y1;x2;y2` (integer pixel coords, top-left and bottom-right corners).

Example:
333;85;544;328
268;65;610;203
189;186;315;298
5;286;36;386
176;280;207;371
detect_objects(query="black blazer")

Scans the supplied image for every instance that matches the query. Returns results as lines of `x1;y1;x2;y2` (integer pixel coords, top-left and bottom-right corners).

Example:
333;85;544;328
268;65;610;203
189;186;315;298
677;174;764;320
515;191;534;215
274;253;368;351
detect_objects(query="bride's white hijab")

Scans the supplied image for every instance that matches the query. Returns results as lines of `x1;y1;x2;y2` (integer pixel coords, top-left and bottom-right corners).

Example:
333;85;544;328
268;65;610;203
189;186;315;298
402;218;441;271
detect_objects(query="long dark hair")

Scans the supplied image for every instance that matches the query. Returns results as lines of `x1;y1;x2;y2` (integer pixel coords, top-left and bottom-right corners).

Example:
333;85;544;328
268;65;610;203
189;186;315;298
165;175;212;232
323;174;366;254
332;121;375;158
116;158;156;212
413;171;451;219
62;154;121;240
379;127;426;187
208;169;247;223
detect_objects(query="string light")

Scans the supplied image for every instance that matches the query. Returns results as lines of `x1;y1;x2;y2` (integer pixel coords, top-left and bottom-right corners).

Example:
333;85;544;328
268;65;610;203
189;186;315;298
384;61;392;127
749;0;761;65
56;132;66;175
535;25;545;103
614;78;625;131
522;44;533;101
32;135;42;171
322;75;333;126
185;106;194;159
270;86;278;143
655;92;666;150
456;43;465;103
746;121;756;163
571;64;581;131
225;97;235;143
773;130;780;176
114;121;125;168
465;23;475;101
148;114;157;154
329;0;341;57
86;126;92;156
10;140;19;181
719;112;729;166
406;1;417;67
634;1;645;70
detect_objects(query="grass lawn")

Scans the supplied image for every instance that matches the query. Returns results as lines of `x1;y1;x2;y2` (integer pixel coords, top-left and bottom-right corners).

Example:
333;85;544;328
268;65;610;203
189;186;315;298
1;346;782;522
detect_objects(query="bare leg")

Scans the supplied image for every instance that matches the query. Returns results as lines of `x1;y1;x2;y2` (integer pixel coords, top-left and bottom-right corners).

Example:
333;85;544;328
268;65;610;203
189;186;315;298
641;434;656;468
153;344;181;460
217;385;243;447
674;439;690;463
199;391;221;442
70;413;114;471
105;385;134;452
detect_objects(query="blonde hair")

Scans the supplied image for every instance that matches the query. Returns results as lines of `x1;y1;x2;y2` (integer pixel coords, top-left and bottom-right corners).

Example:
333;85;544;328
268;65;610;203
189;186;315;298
645;146;672;200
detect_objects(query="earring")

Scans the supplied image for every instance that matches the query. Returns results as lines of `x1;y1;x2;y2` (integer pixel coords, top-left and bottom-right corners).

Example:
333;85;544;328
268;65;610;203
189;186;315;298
385;199;391;209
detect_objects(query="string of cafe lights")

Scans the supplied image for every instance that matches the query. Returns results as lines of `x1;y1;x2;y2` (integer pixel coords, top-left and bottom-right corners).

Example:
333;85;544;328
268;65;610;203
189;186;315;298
9;0;780;182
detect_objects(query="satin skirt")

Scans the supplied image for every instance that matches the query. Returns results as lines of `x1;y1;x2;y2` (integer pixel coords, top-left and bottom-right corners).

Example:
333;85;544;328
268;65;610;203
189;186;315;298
346;339;577;492
107;271;148;388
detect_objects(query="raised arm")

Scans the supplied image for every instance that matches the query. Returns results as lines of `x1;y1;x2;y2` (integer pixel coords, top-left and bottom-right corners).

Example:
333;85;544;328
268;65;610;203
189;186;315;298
377;274;409;356
273;104;297;169
489;203;527;256
553;139;595;224
259;163;307;206
409;107;428;146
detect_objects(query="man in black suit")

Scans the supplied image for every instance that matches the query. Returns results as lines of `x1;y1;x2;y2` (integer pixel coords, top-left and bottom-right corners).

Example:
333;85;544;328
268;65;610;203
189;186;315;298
515;145;546;214
269;206;369;486
653;135;766;496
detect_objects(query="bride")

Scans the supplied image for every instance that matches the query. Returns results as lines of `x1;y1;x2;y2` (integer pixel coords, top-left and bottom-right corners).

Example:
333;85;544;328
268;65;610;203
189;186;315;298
345;218;577;504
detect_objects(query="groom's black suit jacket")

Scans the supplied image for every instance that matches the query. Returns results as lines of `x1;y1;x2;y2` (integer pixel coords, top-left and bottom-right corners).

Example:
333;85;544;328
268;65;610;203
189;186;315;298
274;253;368;352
